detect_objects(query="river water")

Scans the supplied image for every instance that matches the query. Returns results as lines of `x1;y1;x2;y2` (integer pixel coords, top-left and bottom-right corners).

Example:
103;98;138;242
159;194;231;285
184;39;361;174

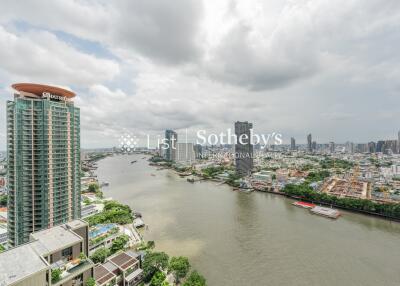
96;154;400;286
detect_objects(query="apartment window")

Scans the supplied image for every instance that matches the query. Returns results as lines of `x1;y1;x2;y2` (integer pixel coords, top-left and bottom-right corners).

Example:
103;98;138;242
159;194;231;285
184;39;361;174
62;246;73;259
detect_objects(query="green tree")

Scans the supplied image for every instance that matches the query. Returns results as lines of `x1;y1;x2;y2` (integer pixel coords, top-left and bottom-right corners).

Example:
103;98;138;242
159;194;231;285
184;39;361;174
150;271;166;286
0;244;5;253
90;247;110;263
86;200;133;226
0;195;7;207
110;234;129;254
143;252;170;281
51;269;62;283
183;271;206;286
169;256;190;283
86;277;96;286
88;183;100;193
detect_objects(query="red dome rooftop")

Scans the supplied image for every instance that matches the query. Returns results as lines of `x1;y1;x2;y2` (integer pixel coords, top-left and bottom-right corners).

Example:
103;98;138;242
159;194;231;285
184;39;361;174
12;83;76;98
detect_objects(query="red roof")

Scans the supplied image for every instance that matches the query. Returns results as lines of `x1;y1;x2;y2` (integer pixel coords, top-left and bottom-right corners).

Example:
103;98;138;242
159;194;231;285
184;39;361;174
12;83;76;98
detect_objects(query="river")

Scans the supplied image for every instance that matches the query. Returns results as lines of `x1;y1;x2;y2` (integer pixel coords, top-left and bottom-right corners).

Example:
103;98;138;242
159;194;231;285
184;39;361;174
96;154;400;286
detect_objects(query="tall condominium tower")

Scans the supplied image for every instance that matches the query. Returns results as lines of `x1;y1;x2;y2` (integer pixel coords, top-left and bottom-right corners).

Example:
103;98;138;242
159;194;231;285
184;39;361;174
307;134;312;152
290;137;296;151
7;83;81;246
164;129;177;161
234;121;253;176
329;142;335;153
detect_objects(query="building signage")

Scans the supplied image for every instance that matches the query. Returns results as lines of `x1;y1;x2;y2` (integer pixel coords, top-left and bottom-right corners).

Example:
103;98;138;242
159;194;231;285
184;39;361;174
42;92;66;101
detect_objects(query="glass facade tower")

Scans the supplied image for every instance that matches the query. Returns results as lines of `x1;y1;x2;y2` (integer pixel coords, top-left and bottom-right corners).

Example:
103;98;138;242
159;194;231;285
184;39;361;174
6;83;81;247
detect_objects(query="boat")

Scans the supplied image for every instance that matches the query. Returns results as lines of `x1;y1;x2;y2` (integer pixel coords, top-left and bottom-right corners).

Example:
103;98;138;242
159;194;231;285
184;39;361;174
100;182;109;187
292;201;316;209
310;206;341;219
131;160;137;164
187;176;195;183
239;188;254;194
133;218;145;228
150;173;156;176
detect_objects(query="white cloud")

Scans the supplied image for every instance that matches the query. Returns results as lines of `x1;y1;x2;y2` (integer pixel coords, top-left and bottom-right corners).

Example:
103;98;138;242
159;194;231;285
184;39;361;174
1;0;400;149
0;26;120;86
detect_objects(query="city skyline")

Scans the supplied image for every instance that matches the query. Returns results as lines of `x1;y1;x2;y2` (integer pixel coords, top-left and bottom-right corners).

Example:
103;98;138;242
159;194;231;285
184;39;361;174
1;1;400;149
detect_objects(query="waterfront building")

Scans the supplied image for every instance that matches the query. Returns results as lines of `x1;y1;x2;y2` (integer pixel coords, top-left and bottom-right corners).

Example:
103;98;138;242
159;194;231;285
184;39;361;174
307;134;312;152
164;130;177;161
94;250;143;286
0;219;94;286
290;137;296;151
234;121;253;176
6;83;81;247
175;143;196;164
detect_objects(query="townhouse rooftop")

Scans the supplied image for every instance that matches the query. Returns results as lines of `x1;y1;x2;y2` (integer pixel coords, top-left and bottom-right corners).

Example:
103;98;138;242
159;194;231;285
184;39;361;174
0;242;49;285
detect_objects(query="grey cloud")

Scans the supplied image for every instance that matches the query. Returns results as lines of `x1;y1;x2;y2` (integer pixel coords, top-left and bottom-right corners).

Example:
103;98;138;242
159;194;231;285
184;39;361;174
111;0;204;64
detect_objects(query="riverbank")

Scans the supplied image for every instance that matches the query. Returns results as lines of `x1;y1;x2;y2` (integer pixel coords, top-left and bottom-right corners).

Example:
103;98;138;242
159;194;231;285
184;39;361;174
95;154;400;286
150;159;400;222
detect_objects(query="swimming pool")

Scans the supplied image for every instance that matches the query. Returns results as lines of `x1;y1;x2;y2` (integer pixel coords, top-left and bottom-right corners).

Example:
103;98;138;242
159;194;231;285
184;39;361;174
89;224;117;239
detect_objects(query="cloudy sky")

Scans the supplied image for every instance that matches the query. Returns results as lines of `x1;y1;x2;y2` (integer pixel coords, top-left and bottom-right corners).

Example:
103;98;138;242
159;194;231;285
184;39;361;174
0;0;400;149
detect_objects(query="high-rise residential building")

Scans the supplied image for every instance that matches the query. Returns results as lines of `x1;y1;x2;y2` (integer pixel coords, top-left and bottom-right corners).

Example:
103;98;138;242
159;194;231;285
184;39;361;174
307;134;312;152
164;130;177;161
329;142;335;153
234;121;253;176
6;83;81;247
376;140;385;153
193;144;203;159
368;141;376;153
290;137;296;151
383;140;397;154
312;141;317;151
175;143;195;164
398;130;400;153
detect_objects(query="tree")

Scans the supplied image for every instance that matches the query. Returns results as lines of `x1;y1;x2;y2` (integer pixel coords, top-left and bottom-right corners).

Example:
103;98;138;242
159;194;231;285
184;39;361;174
88;183;100;193
0;195;7;207
86;201;133;226
183;271;206;286
169;256;190;283
110;234;129;254
86;277;96;286
51;269;62;283
90;247;110;263
143;252;170;281
150;271;166;286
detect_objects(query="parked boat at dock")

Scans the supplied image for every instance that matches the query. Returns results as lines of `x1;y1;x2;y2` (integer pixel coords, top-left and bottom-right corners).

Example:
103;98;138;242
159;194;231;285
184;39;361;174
310;206;341;219
292;201;316;209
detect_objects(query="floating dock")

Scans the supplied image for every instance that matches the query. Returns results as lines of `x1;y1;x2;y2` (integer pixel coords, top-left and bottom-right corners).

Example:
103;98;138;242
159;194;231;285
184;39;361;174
292;201;316;209
310;206;341;219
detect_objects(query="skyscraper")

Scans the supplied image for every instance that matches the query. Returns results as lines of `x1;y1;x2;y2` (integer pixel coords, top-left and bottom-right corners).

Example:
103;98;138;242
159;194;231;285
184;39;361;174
290;137;296;151
307;134;312;152
175;143;195;164
398;130;400;154
7;83;81;246
329;142;335;153
234;121;253;176
164;129;177;161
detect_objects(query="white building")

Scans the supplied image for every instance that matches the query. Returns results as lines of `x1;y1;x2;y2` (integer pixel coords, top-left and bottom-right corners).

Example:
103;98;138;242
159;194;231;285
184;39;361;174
175;143;196;164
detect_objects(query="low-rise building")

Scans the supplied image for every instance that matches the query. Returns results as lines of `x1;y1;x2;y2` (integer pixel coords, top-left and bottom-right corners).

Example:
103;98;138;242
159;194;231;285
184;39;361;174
0;219;95;286
94;250;143;286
